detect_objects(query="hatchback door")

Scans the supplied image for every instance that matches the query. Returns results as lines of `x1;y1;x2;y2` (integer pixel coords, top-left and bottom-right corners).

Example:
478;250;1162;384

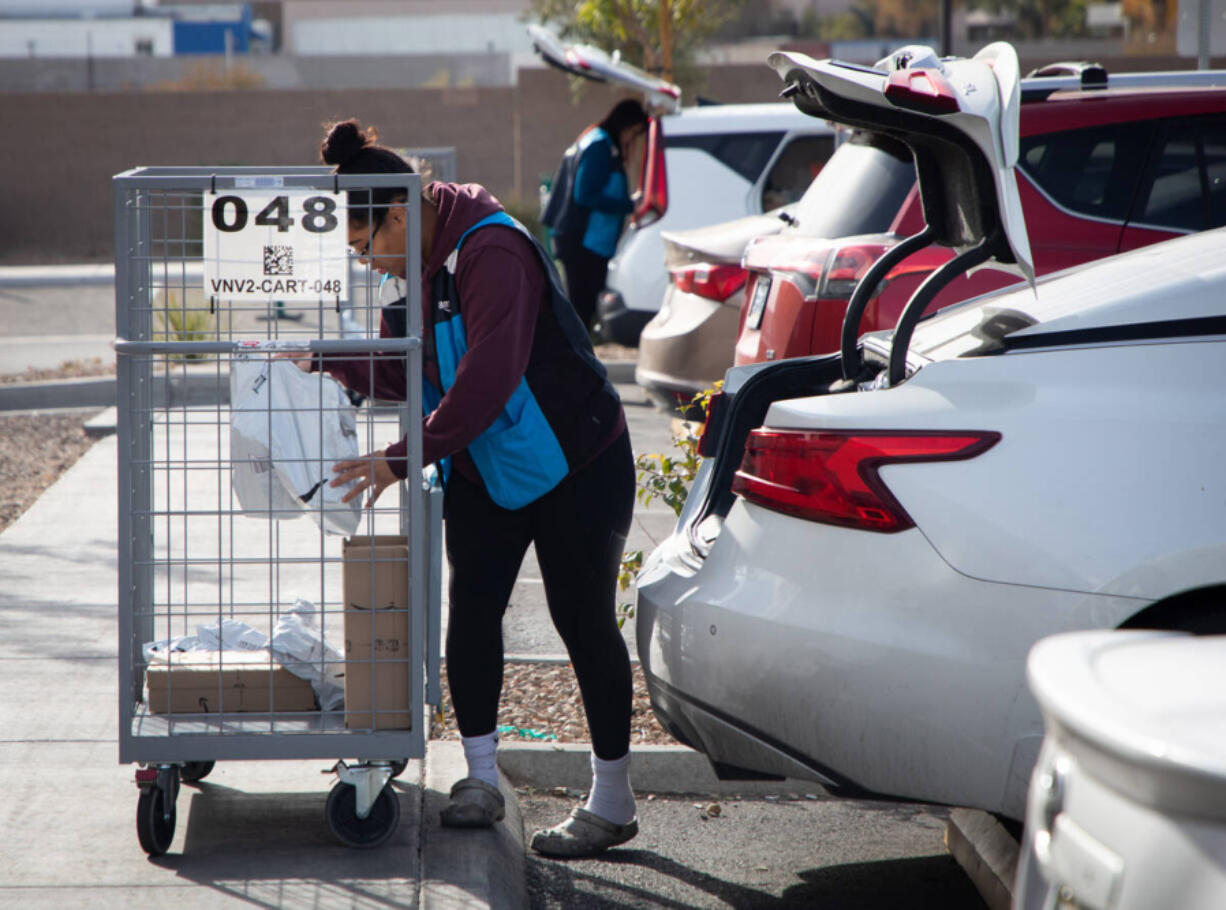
527;23;681;113
768;43;1035;387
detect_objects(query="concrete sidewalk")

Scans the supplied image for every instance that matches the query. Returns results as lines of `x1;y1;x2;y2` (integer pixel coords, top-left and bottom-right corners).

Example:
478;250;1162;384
0;264;1011;908
0;427;531;909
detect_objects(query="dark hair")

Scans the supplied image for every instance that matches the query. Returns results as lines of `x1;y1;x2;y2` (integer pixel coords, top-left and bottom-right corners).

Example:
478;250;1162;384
599;99;649;139
320;118;414;227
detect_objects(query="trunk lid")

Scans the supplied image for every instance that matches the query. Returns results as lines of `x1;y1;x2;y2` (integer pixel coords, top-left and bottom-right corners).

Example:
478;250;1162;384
527;24;681;114
662;210;794;269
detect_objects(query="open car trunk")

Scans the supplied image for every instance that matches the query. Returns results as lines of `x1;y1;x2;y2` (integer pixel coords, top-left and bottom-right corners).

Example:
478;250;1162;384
681;43;1038;559
527;24;681;113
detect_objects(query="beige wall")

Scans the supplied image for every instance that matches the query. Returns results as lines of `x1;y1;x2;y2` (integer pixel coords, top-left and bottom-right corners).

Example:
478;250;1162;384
4;84;527;264
0;63;784;264
0;53;1202;264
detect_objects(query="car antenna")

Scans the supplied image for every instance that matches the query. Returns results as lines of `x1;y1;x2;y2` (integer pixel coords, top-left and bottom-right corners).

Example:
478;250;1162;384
840;224;936;382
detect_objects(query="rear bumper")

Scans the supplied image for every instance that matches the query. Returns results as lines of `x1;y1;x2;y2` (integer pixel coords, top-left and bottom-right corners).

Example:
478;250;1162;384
634;367;707;416
633;500;1135;819
635;290;741;414
595;289;655;346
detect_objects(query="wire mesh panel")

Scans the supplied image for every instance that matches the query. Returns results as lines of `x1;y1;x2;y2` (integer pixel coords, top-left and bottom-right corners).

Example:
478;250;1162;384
114;167;439;766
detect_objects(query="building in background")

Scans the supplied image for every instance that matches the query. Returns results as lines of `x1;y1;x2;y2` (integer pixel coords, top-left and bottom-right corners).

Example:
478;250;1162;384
0;1;269;58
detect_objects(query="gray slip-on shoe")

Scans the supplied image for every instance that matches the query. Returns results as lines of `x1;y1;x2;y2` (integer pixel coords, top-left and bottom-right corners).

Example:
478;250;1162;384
530;807;639;858
440;777;506;828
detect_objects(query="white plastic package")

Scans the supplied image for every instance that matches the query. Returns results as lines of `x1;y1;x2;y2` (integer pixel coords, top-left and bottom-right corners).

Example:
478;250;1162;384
230;356;362;536
271;598;345;712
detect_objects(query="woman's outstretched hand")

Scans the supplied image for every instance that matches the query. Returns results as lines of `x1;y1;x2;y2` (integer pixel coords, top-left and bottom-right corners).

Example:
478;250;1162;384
331;449;397;508
271;351;314;372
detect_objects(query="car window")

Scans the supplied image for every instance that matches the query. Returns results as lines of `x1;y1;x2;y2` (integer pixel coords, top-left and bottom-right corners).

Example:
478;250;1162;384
1019;122;1152;222
761;135;836;211
665;131;784;183
789;131;914;238
1136;116;1226;231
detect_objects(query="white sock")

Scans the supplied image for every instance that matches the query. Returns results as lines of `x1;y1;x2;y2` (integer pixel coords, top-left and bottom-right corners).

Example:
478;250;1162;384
461;731;499;787
583;751;635;825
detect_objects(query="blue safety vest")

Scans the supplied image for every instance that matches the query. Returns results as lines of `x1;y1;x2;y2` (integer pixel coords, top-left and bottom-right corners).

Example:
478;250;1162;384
424;212;576;510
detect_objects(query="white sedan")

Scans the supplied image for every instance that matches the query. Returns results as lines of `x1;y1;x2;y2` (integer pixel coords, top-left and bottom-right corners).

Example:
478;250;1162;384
636;226;1226;820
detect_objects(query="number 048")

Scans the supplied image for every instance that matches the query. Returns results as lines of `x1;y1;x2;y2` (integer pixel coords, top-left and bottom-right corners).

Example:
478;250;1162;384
210;194;338;234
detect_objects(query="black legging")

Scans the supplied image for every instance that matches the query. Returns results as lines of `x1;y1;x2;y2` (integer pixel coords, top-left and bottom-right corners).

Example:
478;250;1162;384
560;246;610;332
443;429;635;760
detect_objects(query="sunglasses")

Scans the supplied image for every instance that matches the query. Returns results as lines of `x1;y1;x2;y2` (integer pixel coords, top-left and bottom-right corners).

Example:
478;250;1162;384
349;217;384;258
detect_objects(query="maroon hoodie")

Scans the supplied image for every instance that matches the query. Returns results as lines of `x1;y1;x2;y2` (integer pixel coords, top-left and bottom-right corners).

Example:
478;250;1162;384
319;182;624;485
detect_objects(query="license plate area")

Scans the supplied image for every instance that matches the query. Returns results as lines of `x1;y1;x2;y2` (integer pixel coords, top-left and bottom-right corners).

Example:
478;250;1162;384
746;275;770;330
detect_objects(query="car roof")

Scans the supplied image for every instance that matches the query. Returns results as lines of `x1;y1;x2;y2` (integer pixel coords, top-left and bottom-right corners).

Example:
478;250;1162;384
1020;84;1226;133
909;226;1226;358
662;102;834;134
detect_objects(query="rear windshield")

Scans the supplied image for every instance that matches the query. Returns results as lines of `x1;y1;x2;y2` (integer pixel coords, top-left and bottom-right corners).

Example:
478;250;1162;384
790;131;915;238
666;131;785;183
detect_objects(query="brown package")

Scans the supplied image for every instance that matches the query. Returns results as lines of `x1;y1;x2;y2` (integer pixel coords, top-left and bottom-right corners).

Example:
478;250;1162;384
145;650;316;714
342;535;412;730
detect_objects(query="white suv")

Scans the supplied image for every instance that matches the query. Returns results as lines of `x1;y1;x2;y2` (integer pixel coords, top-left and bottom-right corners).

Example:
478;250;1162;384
530;26;836;345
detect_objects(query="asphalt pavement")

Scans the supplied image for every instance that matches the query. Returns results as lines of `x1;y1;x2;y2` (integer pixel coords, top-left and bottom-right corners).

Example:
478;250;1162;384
0;265;997;910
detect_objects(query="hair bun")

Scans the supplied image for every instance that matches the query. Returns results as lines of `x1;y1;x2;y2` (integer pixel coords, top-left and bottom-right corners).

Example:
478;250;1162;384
321;119;379;167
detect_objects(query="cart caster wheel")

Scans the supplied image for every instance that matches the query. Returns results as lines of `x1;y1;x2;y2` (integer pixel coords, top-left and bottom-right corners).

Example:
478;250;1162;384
136;782;177;856
180;761;215;783
388;759;408;779
326;781;400;848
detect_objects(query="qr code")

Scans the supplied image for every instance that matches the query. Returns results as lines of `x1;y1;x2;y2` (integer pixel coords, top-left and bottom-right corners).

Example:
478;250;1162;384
263;245;294;276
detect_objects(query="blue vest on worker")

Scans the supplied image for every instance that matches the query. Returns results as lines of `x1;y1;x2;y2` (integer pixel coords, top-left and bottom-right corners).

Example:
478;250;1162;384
422;211;571;510
574;128;630;259
543;128;629;260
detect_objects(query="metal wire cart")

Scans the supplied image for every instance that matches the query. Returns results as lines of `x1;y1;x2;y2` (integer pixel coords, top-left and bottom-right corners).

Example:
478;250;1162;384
113;167;441;854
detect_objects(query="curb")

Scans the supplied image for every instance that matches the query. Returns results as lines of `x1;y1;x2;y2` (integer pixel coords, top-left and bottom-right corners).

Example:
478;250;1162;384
84;407;119;438
944;807;1020;910
0;370;223;413
497;741;829;799
0;263;115;287
0;377;118;412
0;361;640;413
602;360;636;384
423;740;528;910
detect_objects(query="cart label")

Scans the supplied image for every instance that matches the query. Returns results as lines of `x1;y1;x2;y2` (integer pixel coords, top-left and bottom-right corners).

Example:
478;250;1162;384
203;190;348;302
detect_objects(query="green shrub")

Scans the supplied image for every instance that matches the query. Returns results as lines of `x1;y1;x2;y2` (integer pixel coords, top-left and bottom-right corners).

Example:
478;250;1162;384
154;290;215;361
617;384;721;627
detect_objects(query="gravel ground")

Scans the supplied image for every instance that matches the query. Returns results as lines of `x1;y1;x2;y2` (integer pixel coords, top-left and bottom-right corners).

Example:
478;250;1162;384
0;356;114;385
0;410;100;532
432;659;673;746
0;385;675;748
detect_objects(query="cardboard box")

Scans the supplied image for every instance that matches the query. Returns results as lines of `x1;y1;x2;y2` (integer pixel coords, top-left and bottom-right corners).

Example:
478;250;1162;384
145;650;316;714
343;535;412;730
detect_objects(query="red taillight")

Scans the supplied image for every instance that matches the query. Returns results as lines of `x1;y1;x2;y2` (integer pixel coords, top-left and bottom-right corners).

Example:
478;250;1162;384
564;49;591;71
633;118;667;228
884;67;960;114
820;244;887;300
762;252;826;300
761;243;888;302
731;429;1000;532
671;264;747;302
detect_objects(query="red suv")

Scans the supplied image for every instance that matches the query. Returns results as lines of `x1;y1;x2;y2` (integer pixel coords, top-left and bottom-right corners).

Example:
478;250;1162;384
736;66;1226;366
